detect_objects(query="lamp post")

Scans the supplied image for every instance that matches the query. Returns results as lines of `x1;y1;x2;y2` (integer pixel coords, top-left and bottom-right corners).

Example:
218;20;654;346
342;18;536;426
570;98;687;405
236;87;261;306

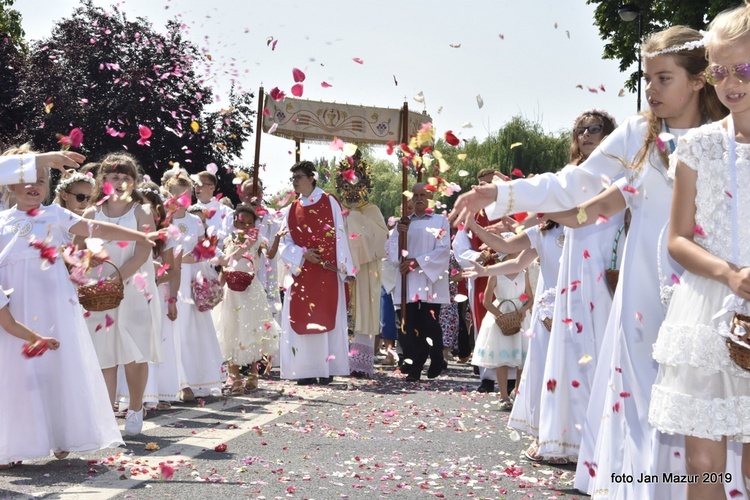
618;4;643;112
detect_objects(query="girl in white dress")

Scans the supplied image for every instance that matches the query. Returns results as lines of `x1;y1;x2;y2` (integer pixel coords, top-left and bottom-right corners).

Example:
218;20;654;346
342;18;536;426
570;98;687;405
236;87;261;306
215;204;279;394
465;220;564;461
649;7;750;498
471;252;533;409
0;160;156;467
116;183;181;410
79;153;161;437
163;175;225;401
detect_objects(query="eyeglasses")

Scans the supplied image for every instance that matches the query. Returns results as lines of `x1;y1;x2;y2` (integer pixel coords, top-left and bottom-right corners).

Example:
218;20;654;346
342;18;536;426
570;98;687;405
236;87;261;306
705;63;750;86
290;174;308;182
575;124;604;136
68;192;90;203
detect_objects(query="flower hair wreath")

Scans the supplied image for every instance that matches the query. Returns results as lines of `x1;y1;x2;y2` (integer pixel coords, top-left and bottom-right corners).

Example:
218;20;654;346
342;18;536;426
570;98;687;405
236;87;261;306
55;172;95;195
573;109;618;129
641;35;706;59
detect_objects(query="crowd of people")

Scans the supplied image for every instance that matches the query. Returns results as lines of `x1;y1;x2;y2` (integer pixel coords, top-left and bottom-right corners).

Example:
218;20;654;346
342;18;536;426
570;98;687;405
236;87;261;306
3;3;750;499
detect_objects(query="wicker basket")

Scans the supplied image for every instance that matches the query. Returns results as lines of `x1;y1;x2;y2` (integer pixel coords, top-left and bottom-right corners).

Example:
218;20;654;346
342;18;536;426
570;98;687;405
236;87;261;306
542;317;553;332
496;299;522;336
225;270;254;292
78;260;124;312
727;313;750;371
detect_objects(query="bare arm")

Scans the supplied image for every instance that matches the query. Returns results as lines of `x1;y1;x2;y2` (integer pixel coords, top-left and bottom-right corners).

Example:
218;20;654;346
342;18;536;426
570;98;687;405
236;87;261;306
668;161;750;299
519;270;534;316
547;184;626;229
467;217;531;255
0;306;60;348
463;247;539;279
482;276;503;318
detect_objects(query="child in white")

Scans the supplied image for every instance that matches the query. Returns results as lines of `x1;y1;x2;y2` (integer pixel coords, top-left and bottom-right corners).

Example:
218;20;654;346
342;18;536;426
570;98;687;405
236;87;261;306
215;204;279;393
471;255;533;408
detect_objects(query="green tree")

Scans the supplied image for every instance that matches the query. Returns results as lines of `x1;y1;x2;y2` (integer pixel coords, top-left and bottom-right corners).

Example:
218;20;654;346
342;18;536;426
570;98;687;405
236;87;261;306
588;0;736;90
435;116;570;211
6;0;254;198
0;0;25;50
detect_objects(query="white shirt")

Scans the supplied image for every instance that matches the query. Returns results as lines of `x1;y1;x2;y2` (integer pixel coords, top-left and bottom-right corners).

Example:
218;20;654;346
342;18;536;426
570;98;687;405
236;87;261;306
195;198;233;244
386;212;451;305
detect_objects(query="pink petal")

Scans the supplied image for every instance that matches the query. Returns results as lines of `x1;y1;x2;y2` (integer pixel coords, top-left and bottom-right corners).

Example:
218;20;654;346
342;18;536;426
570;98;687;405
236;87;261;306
138;125;152;140
321;81;332;88
291;83;303;97
102;182;114;196
292;68;305;83
105;314;115;328
325;355;336;362
352;57;364;64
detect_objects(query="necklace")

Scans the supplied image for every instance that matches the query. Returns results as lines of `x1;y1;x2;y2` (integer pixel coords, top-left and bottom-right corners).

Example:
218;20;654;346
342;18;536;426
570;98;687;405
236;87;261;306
103;203;130;226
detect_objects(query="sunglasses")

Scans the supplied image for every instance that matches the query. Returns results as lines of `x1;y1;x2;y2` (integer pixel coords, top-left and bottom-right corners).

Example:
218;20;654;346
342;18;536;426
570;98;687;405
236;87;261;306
68;192;91;203
575;124;604;136
705;63;750;86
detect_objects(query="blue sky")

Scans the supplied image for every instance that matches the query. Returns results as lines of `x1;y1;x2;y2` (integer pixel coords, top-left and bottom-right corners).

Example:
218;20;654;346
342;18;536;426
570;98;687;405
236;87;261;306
17;0;638;193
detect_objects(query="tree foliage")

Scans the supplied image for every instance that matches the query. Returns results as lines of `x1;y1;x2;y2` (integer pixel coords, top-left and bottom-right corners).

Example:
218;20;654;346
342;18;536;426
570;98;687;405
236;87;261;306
0;0;25;50
588;0;737;90
2;0;254;200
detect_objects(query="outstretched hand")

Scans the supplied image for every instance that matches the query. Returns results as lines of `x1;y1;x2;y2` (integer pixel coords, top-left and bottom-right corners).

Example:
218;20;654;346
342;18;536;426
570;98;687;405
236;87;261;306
448;183;498;228
35;152;86;173
462;260;487;279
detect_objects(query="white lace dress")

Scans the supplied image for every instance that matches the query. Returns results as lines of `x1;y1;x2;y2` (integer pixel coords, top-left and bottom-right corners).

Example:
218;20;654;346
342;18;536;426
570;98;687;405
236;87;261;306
650;121;750;442
215;238;279;365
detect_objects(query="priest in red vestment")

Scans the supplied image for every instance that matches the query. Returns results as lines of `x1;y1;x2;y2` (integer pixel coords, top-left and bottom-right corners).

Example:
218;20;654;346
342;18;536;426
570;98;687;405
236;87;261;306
278;161;355;385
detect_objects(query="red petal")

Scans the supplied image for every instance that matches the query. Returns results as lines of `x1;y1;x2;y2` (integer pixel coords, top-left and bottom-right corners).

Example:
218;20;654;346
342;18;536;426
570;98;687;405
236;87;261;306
444;130;460;147
511;168;524;178
292;68;306;83
321;81;332;88
291;83;303;97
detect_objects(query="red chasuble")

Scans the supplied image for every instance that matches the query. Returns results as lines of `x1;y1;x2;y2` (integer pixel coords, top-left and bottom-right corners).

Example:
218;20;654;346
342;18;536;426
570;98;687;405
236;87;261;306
286;193;339;334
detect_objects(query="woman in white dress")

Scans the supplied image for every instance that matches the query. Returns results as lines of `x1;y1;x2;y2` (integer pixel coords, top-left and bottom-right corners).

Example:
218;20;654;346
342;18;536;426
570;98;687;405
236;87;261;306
0;159;156;466
215;204;279;394
80;153;161;437
162;175;225;401
471;253;533;408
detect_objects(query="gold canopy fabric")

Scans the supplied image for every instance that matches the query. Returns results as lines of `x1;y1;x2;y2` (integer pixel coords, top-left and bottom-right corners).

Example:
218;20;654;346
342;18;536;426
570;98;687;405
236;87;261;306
262;97;432;145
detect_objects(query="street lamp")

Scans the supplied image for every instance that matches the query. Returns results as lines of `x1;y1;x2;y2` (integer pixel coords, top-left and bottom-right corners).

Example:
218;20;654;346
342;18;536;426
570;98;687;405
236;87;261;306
618;4;643;112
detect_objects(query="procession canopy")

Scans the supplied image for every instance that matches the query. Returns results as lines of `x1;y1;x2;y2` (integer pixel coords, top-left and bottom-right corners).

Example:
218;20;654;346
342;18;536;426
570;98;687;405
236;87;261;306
263;96;432;145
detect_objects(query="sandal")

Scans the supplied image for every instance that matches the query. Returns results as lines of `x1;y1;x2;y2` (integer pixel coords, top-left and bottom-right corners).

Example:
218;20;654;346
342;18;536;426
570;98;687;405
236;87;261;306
54;452;69;460
498;397;513;411
230;380;244;396
245;375;258;392
0;461;21;470
547;456;570;465
523;445;543;462
155;402;172;411
179;388;195;402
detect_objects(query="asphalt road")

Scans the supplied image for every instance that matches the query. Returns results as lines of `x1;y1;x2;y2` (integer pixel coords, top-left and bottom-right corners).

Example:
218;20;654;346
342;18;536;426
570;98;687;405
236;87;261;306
0;359;588;500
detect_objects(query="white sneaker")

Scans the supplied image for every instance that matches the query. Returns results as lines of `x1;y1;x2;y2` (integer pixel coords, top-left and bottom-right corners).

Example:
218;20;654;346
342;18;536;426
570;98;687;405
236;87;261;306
123;408;144;436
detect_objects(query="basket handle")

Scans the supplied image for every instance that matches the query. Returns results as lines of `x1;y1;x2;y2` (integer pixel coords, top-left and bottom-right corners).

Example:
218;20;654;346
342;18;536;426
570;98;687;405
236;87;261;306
609;222;626;271
98;260;124;284
496;299;519;313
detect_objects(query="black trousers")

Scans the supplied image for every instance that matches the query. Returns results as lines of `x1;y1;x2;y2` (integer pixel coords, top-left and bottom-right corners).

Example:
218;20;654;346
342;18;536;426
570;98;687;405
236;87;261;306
456;300;473;359
396;302;443;378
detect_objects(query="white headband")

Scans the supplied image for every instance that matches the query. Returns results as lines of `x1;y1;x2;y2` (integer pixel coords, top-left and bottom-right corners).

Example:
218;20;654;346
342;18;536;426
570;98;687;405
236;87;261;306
55;172;95;195
641;37;706;59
